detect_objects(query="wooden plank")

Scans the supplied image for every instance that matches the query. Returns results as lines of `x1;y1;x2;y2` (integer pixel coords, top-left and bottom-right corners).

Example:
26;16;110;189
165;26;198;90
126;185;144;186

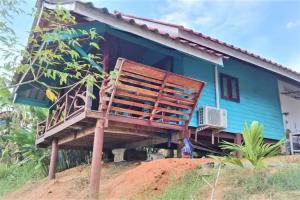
158;99;191;109
153;114;187;122
150;72;168;121
105;129;150;138
117;84;158;97
115;90;156;102
166;74;204;91
113;98;154;109
111;106;151;117
108;114;184;131
58;126;95;145
166;82;194;92
122;60;165;80
121;71;162;85
163;87;195;98
156;107;190;116
107;120;169;133
161;94;194;105
119;77;161;90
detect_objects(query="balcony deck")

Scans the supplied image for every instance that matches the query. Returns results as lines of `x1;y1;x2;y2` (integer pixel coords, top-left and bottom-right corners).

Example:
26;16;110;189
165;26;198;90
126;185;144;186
36;58;205;149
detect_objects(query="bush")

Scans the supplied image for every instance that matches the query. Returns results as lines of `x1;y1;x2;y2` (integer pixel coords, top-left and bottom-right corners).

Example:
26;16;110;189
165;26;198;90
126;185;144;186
223;163;300;199
268;165;300;190
220;121;284;168
153;169;212;200
0;162;43;197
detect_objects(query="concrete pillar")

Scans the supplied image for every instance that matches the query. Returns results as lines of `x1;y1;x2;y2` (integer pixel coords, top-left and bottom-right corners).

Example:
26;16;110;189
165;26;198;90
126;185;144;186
90;119;105;199
112;148;126;162
48;138;58;180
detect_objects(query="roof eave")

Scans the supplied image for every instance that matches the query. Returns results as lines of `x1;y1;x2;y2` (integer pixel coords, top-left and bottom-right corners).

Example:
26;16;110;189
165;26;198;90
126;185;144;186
42;1;223;66
178;29;300;83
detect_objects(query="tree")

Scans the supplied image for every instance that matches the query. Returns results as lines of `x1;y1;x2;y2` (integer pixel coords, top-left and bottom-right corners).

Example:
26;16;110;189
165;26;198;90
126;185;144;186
0;0;106;174
0;0;107;101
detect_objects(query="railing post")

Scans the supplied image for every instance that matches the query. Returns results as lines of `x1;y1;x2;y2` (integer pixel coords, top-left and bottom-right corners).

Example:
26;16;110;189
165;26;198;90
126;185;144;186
64;94;68;122
90;118;105;199
48;138;58;180
86;85;93;111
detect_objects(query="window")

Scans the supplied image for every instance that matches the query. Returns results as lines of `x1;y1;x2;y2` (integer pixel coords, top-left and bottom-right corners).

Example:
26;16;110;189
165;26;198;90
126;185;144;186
220;73;240;102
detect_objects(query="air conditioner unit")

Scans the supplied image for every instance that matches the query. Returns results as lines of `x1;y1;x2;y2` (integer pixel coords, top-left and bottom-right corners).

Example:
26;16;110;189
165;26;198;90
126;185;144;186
198;106;227;129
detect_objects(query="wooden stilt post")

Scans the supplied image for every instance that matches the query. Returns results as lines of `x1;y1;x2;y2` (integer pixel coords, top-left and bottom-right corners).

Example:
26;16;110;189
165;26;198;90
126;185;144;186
235;133;242;158
48;138;58;180
177;143;182;158
90;119;105;199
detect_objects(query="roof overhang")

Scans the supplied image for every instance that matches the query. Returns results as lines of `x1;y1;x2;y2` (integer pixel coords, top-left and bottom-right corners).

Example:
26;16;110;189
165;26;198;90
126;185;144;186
178;30;300;83
43;1;224;66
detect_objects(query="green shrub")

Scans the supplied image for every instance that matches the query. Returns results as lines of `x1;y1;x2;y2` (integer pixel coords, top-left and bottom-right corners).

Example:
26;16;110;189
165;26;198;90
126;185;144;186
153;169;210;200
0;162;43;197
223;163;300;199
268;166;300;190
220;121;284;168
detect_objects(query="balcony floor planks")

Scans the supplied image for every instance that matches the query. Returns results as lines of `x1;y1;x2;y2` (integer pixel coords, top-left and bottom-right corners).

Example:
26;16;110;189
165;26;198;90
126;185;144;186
37;110;182;148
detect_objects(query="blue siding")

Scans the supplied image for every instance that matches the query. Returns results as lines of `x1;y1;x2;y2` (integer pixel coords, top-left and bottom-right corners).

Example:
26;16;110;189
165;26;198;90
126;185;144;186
180;55;284;140
181;56;216;127
218;59;284;140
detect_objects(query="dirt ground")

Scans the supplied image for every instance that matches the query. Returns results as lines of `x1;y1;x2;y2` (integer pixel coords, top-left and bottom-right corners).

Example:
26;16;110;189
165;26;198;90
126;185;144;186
2;158;210;200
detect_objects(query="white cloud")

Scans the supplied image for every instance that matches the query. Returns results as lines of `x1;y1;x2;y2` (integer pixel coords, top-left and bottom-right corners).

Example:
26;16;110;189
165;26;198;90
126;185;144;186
287;53;300;70
286;20;300;29
194;16;212;26
159;0;264;40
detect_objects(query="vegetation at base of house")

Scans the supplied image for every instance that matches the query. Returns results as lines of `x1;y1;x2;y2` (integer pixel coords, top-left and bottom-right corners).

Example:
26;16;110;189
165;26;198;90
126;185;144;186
222;162;300;200
0;162;44;197
219;121;284;168
153;160;300;200
152;168;213;200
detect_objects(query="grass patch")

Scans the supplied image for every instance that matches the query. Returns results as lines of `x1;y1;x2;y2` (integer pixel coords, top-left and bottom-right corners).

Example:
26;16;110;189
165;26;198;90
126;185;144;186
0;162;44;197
153;167;214;200
222;163;300;200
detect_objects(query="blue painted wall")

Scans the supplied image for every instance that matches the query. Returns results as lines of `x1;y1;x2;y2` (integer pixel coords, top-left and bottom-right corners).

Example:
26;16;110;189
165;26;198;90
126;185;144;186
218;59;284;140
180;54;284;140
180;55;216;127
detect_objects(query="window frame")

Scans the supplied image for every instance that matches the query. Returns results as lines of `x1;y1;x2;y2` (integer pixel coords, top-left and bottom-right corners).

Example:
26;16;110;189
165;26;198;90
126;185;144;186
220;73;240;103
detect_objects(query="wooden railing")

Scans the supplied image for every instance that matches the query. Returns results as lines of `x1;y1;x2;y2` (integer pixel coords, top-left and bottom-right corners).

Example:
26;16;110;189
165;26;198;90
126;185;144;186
104;58;205;128
36;83;92;138
36;58;205;139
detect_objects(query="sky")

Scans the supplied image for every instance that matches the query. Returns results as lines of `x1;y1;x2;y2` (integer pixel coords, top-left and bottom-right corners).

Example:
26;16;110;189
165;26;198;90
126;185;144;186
10;0;300;71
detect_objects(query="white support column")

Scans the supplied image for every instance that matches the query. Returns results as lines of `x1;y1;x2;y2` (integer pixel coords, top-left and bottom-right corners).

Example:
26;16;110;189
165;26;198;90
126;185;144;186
214;65;220;108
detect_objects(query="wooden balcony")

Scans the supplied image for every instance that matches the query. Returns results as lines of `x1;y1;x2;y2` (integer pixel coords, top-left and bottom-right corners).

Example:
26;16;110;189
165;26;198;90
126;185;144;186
36;58;205;149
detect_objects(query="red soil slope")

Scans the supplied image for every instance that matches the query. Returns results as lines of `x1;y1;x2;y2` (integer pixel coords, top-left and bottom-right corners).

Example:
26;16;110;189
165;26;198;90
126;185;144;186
2;158;209;200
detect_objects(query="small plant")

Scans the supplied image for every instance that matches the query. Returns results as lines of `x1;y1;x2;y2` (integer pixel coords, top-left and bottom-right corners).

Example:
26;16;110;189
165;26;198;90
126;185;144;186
220;121;284;168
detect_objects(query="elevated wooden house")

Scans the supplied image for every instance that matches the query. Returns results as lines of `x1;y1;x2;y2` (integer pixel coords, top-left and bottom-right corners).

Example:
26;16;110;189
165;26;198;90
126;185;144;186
13;0;300;197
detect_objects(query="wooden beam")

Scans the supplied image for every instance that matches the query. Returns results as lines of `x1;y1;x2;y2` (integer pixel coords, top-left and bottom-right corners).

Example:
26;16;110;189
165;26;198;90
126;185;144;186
124;134;179;149
108;115;184;131
58;126;95;146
